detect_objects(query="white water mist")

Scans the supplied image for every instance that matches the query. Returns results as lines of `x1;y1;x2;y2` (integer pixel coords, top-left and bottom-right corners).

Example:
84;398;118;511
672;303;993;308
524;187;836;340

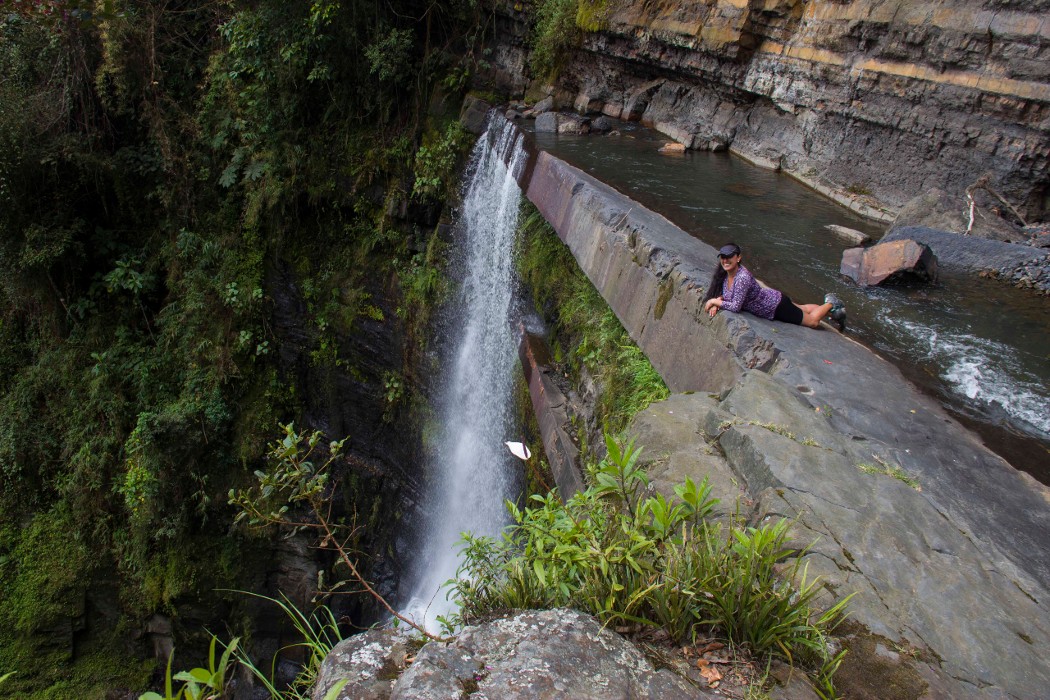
402;116;526;630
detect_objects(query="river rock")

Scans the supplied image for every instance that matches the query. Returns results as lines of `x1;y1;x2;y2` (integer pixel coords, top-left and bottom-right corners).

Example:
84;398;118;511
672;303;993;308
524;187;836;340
529;96;554;114
590;116;613;133
840;239;938;286
313;609;716;700
535;112;590;135
658;142;686;154
824;224;871;245
459;95;492;136
883;225;1050;293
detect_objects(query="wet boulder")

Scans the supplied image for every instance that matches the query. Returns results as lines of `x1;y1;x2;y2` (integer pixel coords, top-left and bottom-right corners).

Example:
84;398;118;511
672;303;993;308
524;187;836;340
459;95;492;135
824;224;871;245
840;239;938;286
658;142;687;154
590;116;613;133
534;112;590;135
523;95;554;118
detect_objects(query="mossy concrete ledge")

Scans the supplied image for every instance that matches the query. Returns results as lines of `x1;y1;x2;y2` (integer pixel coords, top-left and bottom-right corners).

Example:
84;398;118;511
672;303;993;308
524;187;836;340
512;126;1050;699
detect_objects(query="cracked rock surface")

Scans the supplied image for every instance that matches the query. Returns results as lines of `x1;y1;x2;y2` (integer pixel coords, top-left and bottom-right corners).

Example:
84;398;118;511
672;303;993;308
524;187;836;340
312;609;716;700
630;377;1050;700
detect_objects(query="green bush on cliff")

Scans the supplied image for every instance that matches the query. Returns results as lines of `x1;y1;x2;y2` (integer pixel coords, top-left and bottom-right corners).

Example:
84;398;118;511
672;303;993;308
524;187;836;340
516;205;669;435
529;0;609;80
451;432;850;691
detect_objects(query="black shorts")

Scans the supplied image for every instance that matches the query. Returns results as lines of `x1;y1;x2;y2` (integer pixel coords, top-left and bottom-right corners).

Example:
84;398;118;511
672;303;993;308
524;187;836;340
773;294;803;325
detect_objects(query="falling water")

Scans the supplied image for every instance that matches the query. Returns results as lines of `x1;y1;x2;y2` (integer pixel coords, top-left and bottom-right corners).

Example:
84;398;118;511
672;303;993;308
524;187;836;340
401;116;526;630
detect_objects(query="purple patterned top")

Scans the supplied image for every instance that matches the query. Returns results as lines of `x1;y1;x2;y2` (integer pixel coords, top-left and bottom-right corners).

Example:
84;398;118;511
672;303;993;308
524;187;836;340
722;266;782;320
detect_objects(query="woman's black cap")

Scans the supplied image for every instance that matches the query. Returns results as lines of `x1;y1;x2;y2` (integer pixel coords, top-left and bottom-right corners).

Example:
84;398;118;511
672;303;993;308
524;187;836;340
718;244;741;257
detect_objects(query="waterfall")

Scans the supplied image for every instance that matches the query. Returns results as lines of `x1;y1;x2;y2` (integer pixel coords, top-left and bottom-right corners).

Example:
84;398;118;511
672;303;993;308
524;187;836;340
401;116;526;630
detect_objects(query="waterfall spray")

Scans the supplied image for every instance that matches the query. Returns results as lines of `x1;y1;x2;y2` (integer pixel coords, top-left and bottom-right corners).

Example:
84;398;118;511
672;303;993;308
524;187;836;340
402;116;527;630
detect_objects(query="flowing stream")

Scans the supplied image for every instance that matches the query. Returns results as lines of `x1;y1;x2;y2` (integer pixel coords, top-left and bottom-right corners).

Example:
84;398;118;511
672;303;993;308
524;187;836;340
401;116;525;630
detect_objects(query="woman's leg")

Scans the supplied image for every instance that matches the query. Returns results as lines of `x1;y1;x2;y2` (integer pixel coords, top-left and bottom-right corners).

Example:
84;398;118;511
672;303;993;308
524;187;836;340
796;302;834;328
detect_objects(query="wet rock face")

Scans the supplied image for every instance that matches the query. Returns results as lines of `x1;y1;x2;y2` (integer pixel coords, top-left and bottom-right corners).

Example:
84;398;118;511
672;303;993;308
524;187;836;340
313;609;717;700
482;0;1050;221
893;188;1027;243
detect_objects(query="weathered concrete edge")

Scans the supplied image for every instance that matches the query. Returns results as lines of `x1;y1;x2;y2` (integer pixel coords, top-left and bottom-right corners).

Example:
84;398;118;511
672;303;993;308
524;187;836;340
523;149;774;395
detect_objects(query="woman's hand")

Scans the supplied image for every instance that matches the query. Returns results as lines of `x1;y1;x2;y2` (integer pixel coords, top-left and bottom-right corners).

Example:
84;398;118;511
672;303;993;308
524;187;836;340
704;297;722;317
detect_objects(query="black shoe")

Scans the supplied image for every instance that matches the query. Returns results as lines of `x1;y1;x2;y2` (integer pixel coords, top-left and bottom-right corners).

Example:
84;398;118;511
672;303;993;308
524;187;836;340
825;294;847;330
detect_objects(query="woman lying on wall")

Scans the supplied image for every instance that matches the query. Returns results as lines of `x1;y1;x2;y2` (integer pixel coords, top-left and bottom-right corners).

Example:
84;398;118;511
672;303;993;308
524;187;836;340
702;243;846;330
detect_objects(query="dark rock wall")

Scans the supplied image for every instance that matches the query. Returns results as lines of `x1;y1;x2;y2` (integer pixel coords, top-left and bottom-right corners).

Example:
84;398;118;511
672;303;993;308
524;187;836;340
484;0;1050;221
268;258;424;622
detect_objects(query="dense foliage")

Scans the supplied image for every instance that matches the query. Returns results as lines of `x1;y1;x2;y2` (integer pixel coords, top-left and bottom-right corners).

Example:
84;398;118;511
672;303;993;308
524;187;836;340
528;0;608;79
0;0;489;696
451;433;850;696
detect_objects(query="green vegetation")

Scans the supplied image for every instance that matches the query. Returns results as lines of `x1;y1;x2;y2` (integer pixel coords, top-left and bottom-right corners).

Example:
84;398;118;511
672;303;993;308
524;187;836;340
858;457;921;490
516;205;669;442
0;0;485;695
450;432;851;693
141;636;239;700
228;593;344;700
529;0;609;80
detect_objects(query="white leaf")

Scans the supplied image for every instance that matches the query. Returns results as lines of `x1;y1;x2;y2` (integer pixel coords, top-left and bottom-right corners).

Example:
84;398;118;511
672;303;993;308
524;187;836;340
505;441;532;460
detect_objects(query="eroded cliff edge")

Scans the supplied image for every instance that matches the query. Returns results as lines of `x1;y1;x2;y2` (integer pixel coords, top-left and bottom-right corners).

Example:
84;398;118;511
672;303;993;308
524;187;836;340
483;0;1050;222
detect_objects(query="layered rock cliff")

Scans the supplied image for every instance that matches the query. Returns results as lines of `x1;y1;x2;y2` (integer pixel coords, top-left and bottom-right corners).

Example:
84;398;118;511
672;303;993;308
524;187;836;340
482;0;1050;222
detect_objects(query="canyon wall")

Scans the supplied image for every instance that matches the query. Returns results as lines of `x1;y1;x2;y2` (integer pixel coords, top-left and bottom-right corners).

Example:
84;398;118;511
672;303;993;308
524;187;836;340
484;0;1050;222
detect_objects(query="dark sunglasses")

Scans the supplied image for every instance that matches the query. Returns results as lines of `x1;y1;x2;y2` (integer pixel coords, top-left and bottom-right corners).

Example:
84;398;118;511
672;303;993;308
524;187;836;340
718;253;738;259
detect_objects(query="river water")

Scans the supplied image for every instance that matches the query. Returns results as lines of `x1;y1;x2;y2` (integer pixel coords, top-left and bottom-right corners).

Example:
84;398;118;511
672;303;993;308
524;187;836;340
528;121;1050;482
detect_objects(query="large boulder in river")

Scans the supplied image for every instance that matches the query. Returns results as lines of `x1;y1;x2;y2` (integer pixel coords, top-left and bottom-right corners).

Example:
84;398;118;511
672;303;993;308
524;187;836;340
312;609;715;700
884;226;1050;293
840;239;938;286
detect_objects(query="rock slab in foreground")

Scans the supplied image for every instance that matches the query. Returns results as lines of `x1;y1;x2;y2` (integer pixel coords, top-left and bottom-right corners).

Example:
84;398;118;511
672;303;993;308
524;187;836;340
840;239;938;286
629;377;1050;700
313;609;715;700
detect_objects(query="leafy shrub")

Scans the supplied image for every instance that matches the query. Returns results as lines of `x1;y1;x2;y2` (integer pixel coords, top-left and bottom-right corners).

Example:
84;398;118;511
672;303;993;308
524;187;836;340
529;0;609;80
413;122;471;201
140;636;239;700
449;432;851;686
